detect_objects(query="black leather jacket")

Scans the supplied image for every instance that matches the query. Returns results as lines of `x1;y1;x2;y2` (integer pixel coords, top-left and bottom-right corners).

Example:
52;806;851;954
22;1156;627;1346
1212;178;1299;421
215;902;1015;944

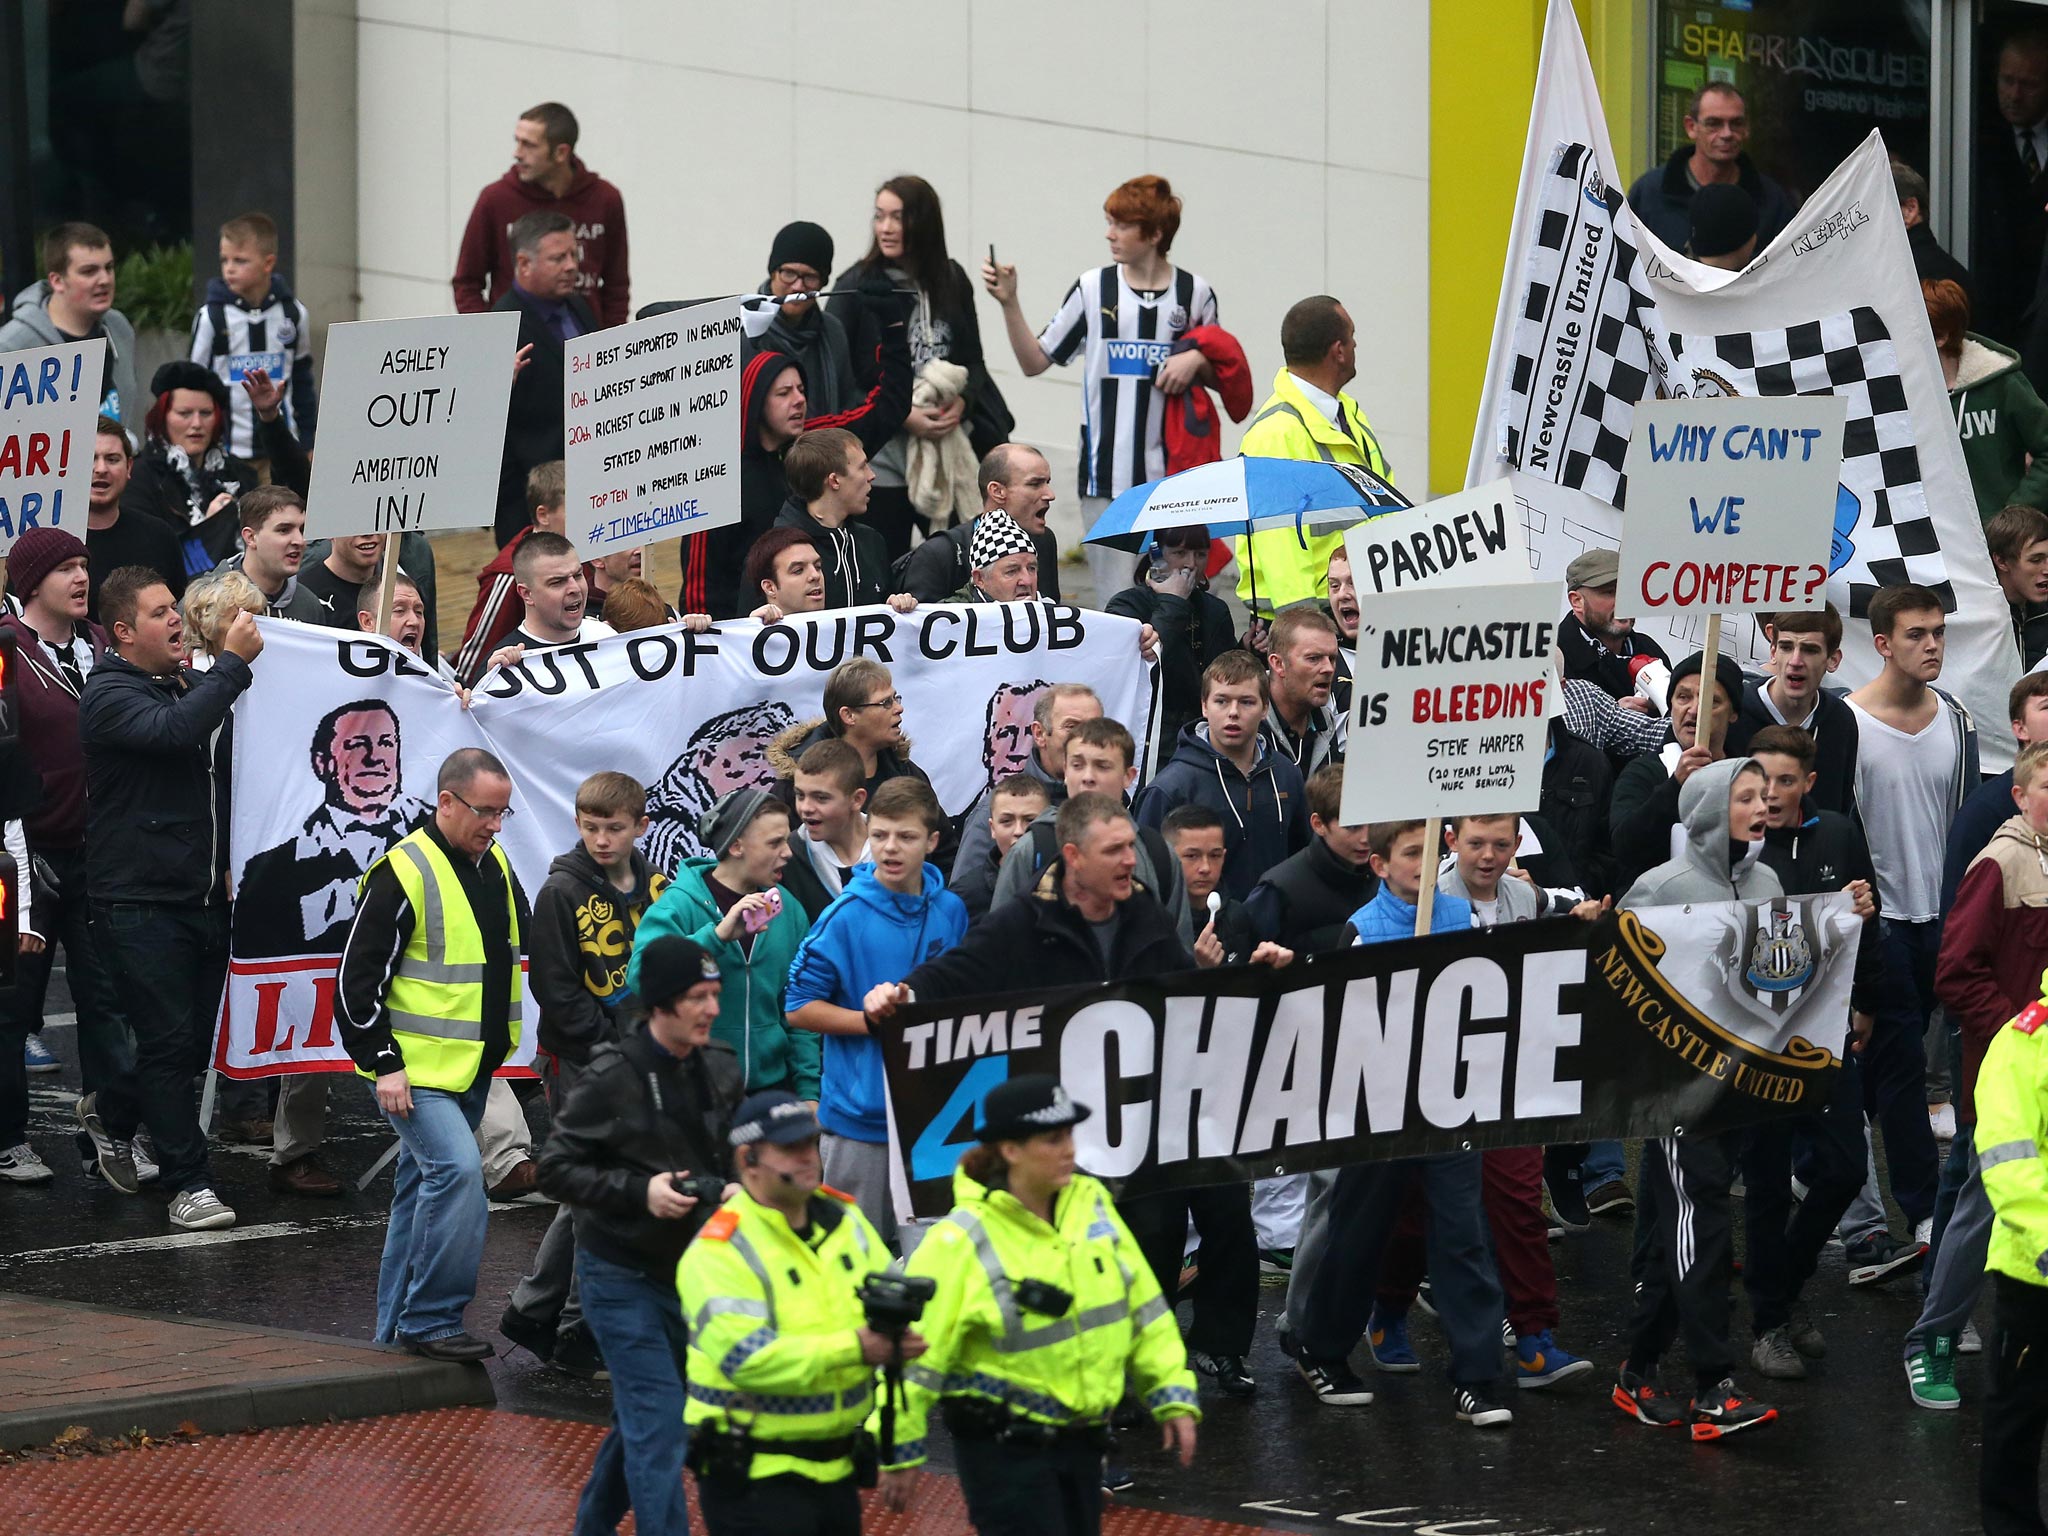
537;1025;745;1277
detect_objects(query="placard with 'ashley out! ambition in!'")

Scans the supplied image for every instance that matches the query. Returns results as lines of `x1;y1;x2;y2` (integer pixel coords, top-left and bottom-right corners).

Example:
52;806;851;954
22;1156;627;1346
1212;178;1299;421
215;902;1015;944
1339;579;1564;826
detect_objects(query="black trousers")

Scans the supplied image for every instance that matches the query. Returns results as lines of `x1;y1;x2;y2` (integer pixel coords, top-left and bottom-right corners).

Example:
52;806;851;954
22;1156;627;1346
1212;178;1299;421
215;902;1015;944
955;1435;1103;1536
696;1473;861;1536
1740;1049;1866;1333
1985;1275;2048;1536
1120;1182;1258;1356
1626;1132;1735;1389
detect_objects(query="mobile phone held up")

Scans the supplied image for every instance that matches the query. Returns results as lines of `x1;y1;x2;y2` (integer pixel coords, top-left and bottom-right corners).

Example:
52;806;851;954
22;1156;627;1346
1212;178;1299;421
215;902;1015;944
741;888;783;936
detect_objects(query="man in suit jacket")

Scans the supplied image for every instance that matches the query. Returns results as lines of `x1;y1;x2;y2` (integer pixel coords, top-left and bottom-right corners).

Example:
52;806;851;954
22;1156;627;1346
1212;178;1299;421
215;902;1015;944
493;210;600;546
1976;34;2048;362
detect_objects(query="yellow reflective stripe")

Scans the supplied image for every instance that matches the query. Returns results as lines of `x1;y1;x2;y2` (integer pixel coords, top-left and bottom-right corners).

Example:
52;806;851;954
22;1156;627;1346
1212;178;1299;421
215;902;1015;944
393;957;487;984
387;1009;483;1043
692;1296;771;1334
943;1207;1129;1354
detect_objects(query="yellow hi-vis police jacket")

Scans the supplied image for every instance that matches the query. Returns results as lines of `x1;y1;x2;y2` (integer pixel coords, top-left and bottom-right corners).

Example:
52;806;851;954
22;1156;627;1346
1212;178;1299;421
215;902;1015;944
1233;366;1392;616
878;1166;1199;1471
1974;998;2048;1288
678;1185;893;1483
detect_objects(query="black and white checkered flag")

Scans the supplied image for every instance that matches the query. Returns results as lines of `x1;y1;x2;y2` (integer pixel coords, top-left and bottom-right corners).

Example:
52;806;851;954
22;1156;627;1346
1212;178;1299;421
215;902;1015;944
1666;309;1949;619
1501;140;1672;507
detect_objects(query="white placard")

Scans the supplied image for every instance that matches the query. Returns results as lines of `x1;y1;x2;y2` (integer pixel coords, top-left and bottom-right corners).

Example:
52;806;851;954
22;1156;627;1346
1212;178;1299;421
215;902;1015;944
306;311;520;536
0;338;105;552
1340;580;1564;825
564;298;741;558
1344;476;1530;595
1614;381;1845;618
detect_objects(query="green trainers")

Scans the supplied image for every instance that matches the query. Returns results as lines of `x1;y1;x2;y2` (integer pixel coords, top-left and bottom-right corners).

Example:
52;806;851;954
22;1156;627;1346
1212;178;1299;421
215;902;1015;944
1905;1336;1960;1411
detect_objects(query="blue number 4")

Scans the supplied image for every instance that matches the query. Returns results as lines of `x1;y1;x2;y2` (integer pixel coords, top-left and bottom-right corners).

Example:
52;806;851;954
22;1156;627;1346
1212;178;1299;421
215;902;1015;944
910;1056;1009;1183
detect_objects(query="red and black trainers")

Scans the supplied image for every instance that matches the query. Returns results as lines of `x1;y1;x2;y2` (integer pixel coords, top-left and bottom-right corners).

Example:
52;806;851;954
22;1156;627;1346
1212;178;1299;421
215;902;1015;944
1612;1363;1689;1428
1689;1378;1779;1441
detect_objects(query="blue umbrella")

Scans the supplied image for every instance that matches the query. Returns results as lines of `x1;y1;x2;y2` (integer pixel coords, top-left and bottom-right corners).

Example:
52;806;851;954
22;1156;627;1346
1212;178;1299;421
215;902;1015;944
1084;455;1409;612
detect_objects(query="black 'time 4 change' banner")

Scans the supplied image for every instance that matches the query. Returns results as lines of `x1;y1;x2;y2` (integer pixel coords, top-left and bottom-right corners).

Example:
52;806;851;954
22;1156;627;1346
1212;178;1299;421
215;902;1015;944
883;900;1859;1218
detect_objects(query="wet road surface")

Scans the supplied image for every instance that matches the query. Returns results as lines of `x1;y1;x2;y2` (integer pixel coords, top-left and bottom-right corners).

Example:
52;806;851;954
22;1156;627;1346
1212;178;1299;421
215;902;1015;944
3;1002;1992;1534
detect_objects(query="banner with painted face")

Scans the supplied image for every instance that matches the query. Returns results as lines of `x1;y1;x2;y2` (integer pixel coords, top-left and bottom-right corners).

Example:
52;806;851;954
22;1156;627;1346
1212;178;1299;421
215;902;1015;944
883;896;1859;1217
219;604;1158;1077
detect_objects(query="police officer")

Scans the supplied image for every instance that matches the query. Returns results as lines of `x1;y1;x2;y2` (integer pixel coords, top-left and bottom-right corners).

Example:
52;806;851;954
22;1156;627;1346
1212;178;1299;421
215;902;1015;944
337;747;528;1360
677;1090;913;1536
876;1075;1199;1536
1974;994;2048;1535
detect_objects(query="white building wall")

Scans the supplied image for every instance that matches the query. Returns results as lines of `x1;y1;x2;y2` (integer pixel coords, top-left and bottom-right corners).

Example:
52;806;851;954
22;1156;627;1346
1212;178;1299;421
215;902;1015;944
356;0;1430;518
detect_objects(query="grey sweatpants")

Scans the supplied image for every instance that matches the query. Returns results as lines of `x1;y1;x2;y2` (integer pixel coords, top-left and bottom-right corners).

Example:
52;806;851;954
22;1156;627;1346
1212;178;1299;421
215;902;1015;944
1905;1132;1992;1357
821;1132;898;1249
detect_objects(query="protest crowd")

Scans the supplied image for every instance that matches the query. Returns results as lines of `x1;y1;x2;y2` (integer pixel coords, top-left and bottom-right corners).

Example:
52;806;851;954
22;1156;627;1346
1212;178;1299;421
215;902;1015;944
10;46;2048;1536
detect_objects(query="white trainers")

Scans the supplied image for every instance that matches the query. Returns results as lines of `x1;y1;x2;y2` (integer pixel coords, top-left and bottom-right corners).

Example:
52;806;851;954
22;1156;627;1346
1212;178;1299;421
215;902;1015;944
1914;1216;1934;1248
1930;1103;1957;1142
168;1187;236;1231
0;1143;54;1183
1961;1320;1984;1355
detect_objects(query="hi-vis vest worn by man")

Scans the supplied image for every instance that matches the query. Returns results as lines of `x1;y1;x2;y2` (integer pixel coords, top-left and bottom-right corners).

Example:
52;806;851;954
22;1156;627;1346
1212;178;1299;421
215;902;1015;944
356;827;522;1091
879;1165;1198;1470
1234;366;1391;616
1974;991;2048;1288
678;1186;893;1483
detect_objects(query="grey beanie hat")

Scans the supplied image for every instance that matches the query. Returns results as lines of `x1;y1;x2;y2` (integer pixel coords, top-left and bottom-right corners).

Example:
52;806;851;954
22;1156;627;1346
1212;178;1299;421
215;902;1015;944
697;786;780;860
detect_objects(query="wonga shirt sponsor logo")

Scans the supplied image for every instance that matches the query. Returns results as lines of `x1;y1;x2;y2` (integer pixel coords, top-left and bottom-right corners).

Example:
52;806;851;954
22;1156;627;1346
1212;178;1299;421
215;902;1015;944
1105;338;1175;377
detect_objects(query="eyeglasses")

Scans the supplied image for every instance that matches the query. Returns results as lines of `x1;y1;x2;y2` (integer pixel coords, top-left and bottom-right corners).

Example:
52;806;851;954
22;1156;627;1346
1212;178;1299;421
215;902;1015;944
851;693;904;711
774;266;825;290
449;791;515;823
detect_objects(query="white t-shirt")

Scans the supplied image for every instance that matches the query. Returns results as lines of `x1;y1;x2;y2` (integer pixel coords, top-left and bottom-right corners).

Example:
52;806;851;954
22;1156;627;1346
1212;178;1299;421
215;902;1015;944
797;824;868;902
1846;699;1954;921
513;617;616;650
1470;896;1502;929
1037;264;1219;499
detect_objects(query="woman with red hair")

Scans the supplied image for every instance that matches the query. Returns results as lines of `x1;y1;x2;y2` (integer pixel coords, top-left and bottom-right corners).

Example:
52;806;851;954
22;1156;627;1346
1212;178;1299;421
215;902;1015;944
983;174;1219;602
1925;277;2048;526
121;359;309;576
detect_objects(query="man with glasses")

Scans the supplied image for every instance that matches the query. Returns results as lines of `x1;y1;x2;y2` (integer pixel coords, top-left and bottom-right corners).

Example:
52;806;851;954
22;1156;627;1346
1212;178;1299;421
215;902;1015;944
1625;83;1792;254
745;221;862;417
337;748;532;1362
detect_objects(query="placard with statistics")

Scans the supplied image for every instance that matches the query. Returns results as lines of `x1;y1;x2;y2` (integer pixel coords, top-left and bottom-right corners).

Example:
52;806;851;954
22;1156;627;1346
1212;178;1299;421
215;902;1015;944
305;311;520;537
563;298;741;558
1615;395;1846;616
1340;579;1564;825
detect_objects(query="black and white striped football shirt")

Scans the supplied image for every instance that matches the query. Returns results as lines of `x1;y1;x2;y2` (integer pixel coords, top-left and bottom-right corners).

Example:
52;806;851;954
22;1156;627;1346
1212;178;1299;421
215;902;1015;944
1037;264;1218;499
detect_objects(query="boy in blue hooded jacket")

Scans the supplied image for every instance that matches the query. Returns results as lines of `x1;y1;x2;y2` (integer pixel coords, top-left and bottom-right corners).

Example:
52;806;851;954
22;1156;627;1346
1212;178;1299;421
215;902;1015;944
786;777;967;1247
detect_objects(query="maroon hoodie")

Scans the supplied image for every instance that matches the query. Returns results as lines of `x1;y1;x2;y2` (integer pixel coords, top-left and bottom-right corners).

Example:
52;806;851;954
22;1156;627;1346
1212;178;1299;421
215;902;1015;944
453;157;631;327
0;610;105;851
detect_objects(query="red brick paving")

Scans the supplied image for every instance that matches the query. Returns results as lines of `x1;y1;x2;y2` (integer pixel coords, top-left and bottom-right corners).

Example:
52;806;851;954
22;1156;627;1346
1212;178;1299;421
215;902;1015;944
0;1406;1281;1536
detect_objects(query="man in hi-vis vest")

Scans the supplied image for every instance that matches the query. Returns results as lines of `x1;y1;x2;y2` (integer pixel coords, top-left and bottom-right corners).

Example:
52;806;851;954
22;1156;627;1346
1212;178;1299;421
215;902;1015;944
338;746;530;1361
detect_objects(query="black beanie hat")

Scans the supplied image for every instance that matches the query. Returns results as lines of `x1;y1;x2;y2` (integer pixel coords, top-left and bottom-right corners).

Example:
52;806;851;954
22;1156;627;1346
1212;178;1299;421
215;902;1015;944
1688;182;1759;260
1672;649;1745;710
767;221;834;280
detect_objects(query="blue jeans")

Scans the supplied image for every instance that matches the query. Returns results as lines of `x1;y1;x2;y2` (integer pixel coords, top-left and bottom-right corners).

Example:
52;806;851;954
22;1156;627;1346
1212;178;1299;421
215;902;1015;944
375;1077;491;1343
574;1246;690;1536
1296;1151;1504;1390
1583;1140;1626;1186
92;901;228;1194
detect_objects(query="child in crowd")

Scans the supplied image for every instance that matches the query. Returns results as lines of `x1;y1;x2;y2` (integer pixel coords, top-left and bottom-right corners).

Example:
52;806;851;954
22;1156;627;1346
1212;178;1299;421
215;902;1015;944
507;771;670;1373
1165;804;1254;965
1358;813;1598;1391
1245;762;1377;955
784;739;871;921
989;715;1190;937
1613;758;1780;1441
629;788;815;1100
1285;820;1513;1428
785;778;967;1246
191;211;319;462
949;771;1048;920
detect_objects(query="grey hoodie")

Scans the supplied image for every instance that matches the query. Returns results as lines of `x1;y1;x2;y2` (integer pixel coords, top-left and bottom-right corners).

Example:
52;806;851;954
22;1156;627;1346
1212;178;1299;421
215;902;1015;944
217;550;324;623
1621;757;1783;908
0;280;144;446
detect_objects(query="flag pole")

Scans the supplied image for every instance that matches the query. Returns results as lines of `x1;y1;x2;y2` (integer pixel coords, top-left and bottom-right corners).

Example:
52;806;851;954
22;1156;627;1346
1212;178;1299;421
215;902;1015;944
372;532;401;638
